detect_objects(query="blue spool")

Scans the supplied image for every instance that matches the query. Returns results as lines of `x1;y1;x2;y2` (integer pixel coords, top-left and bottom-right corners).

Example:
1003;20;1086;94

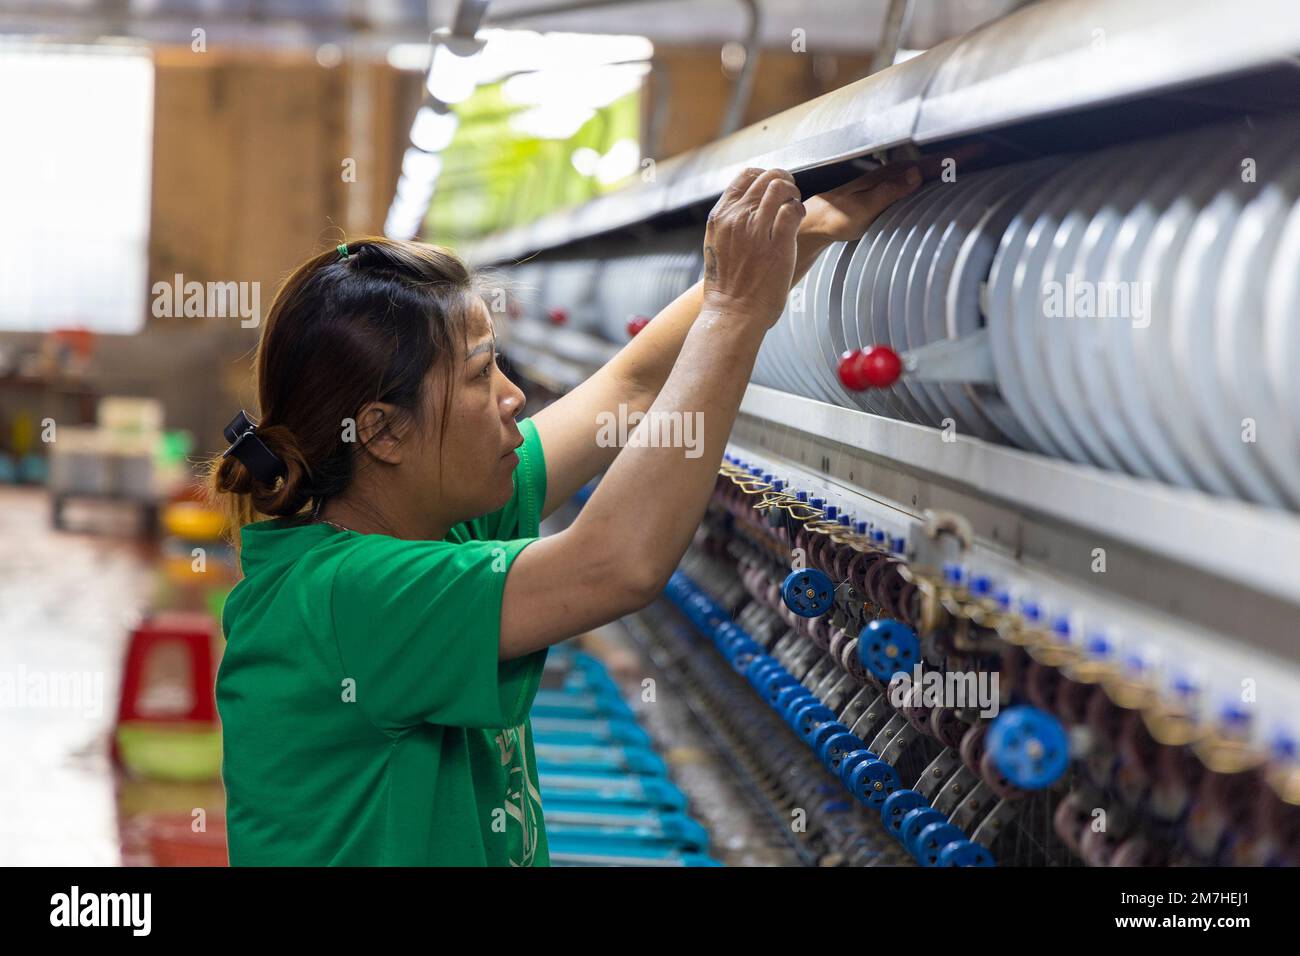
761;670;799;701
774;684;815;715
774;691;816;723
725;636;760;662
781;568;835;617
808;722;852;755
914;822;967;866
847;758;900;808
837;748;877;786
816;731;862;770
881;790;927;837
857;618;921;682
987;705;1070;790
794;704;836;739
937;840;996;867
900;807;946;853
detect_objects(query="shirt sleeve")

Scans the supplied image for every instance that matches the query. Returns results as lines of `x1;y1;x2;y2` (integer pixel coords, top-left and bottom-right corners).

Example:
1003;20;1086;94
448;416;547;543
329;532;547;731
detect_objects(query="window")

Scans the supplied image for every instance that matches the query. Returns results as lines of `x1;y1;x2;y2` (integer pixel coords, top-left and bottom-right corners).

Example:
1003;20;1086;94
0;43;154;334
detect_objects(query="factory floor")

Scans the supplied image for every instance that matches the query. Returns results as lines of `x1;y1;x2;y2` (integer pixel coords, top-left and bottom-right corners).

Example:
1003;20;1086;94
1;485;792;866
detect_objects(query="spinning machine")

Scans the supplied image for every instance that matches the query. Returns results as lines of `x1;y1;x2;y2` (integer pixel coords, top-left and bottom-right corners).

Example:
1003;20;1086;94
468;0;1300;866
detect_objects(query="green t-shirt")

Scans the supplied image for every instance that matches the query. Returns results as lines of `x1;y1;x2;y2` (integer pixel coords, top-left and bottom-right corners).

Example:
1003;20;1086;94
217;417;550;866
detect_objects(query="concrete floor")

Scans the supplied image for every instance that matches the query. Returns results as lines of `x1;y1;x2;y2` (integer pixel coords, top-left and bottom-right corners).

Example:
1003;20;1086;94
0;487;160;864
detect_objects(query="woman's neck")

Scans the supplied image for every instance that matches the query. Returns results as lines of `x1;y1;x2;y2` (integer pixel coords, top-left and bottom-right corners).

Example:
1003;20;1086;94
317;493;449;541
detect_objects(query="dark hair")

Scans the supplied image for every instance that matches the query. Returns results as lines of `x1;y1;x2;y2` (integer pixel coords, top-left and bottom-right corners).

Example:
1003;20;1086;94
209;236;492;536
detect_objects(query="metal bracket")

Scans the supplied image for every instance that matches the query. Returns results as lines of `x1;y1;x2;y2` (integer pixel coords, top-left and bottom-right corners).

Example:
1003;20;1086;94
970;797;1020;848
902;328;996;384
916;749;964;802
940;774;988;822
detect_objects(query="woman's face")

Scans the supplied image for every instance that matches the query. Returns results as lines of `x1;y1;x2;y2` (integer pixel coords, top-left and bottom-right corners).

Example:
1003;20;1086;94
413;298;526;526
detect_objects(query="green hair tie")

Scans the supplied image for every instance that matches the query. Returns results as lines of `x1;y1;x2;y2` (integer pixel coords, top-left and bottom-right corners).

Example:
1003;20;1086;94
337;243;350;261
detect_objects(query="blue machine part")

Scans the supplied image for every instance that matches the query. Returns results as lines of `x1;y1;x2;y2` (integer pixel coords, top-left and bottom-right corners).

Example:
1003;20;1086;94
837;748;876;785
535;646;721;866
795;704;837;739
881;790;927;837
816;731;862;770
857;618;921;681
781;567;835;617
901;807;947;855
531;715;654;748
937;840;997;867
846;757;901;808
987;705;1071;789
538;773;689;812
913;822;968;866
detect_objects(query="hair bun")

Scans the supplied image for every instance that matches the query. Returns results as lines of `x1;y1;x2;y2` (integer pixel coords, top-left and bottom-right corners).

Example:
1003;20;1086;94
215;423;311;517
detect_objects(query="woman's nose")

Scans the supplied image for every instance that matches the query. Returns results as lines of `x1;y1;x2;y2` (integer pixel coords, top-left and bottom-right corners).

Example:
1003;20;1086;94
500;377;525;416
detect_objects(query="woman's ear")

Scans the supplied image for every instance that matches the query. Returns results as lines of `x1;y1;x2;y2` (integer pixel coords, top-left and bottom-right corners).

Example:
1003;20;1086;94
354;402;407;465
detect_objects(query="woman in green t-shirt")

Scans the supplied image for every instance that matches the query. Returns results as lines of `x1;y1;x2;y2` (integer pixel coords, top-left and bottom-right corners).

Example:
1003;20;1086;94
210;163;924;865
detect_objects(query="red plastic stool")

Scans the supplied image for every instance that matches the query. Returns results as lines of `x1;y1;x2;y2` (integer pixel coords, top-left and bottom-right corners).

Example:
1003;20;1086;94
113;612;218;766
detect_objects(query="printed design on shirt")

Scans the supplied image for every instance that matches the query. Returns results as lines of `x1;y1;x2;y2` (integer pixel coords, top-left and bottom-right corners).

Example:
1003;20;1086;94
495;723;543;866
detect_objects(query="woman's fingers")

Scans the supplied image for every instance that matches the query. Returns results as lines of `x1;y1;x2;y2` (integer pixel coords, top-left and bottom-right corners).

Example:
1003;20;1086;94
771;192;807;242
709;166;764;224
741;167;796;210
756;176;803;231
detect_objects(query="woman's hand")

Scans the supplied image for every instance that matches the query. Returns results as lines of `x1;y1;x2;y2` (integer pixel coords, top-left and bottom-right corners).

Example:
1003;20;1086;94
799;163;924;243
701;167;806;329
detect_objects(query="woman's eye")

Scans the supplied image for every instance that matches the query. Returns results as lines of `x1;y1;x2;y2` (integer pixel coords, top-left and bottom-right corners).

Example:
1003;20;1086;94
479;354;497;378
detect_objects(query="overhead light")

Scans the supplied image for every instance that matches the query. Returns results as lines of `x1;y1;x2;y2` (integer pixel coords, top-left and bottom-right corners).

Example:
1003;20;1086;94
570;146;600;177
410;105;458;152
502;62;648;111
595;139;640;186
402;147;443;185
509;104;596;140
474;29;653;84
396;173;435;205
426;42;480;105
315;43;343;68
387;43;430;72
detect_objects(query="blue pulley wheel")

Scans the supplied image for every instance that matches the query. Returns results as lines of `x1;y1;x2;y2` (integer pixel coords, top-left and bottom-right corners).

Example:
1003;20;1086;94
759;668;796;699
817;732;862;770
857;618;921;681
847;758;900;808
794;703;836;738
726;637;761;662
937;840;996;867
781;568;835;617
901;807;946;854
745;656;778;685
780;696;818;724
808;722;851;755
774;685;814;715
914;822;967;866
837;748;876;785
987;705;1070;789
881;789;927;837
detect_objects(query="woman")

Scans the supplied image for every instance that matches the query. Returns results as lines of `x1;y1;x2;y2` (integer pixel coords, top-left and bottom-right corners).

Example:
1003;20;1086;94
212;163;923;866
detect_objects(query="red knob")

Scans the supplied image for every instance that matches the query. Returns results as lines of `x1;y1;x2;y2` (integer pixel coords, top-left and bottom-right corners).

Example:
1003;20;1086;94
838;345;902;391
547;307;568;326
627;315;650;338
